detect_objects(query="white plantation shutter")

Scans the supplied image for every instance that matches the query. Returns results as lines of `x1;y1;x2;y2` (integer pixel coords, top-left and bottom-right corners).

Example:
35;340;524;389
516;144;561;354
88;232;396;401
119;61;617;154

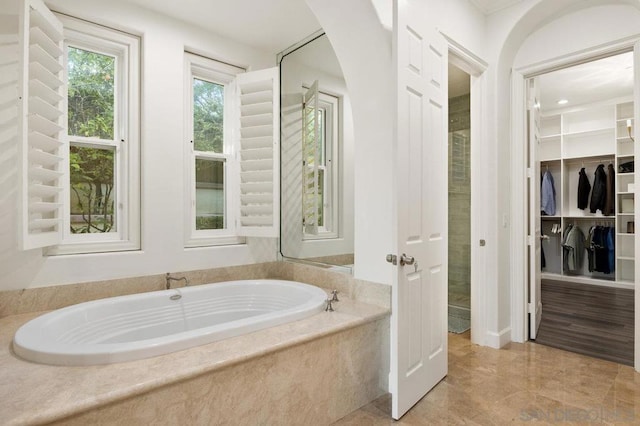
236;67;279;237
302;81;320;235
17;0;65;250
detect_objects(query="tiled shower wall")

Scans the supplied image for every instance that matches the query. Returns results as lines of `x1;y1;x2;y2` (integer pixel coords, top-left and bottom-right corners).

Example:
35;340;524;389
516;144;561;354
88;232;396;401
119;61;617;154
448;94;470;310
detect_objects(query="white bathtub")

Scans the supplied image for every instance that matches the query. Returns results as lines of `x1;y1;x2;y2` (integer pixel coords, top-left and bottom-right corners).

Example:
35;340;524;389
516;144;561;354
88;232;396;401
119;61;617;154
13;279;328;366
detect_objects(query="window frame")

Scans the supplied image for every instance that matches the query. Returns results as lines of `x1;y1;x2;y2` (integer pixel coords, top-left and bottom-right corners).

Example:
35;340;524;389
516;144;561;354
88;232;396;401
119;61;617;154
184;52;244;247
48;15;140;255
304;90;340;240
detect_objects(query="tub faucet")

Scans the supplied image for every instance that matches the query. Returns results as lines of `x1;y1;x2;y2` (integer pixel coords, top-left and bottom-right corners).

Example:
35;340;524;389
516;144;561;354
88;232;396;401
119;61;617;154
166;273;189;290
325;290;339;312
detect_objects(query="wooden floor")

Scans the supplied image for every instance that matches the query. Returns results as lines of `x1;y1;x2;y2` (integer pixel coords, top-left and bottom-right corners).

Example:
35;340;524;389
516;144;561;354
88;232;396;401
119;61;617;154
534;279;635;366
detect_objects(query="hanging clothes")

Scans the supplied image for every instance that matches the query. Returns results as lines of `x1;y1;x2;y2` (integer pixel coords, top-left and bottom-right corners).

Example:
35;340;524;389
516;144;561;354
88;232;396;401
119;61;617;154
589;164;607;214
586;226;596;272
577;167;591;210
562;224;585;273
607;226;615;273
593;226;609;273
603;163;615;216
588;225;616;274
541;169;556;216
562;224;573;272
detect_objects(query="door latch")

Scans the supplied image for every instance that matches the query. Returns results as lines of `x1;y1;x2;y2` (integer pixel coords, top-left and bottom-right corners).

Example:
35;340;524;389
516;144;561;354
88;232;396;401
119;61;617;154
386;254;397;265
400;253;415;266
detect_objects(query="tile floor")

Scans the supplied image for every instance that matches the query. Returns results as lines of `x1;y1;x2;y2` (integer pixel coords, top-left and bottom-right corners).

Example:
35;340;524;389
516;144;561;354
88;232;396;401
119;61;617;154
333;331;640;425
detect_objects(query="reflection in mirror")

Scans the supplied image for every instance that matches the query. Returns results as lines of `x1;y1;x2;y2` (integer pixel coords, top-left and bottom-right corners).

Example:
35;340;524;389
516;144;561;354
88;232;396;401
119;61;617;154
280;33;354;273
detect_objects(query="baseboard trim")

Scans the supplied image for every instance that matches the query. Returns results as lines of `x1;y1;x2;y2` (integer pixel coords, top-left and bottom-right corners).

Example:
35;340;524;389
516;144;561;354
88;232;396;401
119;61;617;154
486;327;511;348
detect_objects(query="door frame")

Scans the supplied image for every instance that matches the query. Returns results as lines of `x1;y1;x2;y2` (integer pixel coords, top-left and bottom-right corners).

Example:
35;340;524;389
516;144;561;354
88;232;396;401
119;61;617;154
443;33;488;347
509;36;640;368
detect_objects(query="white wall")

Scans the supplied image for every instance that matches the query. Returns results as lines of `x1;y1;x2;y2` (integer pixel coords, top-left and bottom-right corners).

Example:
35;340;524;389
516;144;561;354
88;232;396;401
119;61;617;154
514;4;640;68
0;0;278;290
280;50;355;260
306;0;394;284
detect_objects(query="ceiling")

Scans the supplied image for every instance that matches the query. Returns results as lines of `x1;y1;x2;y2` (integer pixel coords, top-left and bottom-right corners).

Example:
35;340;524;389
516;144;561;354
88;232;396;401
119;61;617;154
538;52;634;113
123;0;321;54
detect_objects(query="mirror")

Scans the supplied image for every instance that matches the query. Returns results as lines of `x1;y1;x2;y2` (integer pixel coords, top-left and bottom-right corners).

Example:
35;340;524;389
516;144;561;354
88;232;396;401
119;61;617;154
280;33;354;272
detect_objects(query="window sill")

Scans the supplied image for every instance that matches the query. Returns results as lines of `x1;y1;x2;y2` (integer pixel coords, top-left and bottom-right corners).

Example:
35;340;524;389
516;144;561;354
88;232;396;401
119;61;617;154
184;235;246;248
45;239;141;256
303;232;339;241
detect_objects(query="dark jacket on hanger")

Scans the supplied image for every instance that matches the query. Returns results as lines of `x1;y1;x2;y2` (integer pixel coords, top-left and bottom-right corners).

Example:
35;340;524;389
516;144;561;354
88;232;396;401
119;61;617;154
603;163;615;216
577;167;591;210
589;164;607;214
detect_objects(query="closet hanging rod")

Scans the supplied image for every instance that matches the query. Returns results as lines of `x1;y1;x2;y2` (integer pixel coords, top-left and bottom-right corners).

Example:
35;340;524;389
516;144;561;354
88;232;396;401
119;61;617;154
568;158;615;166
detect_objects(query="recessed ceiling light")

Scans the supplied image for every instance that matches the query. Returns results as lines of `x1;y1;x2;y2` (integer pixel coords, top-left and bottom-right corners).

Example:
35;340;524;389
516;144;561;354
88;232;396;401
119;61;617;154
557;99;569;105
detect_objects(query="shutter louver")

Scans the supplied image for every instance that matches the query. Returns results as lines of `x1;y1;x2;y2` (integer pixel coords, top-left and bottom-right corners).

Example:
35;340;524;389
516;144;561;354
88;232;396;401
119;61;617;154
18;0;65;249
236;67;279;237
302;81;320;235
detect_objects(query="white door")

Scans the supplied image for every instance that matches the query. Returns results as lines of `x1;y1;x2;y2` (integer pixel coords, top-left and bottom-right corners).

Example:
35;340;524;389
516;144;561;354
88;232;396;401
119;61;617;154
390;0;448;419
527;78;542;339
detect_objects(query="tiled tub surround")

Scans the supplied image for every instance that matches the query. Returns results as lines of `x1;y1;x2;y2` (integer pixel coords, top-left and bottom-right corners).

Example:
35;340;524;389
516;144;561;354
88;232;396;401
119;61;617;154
0;260;390;317
0;261;390;425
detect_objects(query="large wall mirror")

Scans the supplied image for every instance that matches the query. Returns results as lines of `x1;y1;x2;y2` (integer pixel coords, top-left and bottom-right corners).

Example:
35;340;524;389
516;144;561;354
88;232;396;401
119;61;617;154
280;33;354;273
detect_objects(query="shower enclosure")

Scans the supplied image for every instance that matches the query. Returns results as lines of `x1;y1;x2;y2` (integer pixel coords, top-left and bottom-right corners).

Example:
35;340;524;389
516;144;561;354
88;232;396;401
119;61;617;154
448;93;471;333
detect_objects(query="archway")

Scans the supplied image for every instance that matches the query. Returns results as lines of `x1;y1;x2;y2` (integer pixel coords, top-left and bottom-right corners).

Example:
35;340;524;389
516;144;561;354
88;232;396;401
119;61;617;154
496;0;640;369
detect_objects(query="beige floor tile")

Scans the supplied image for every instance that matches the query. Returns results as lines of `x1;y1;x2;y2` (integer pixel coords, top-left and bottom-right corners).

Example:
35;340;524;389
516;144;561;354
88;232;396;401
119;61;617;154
333;333;640;425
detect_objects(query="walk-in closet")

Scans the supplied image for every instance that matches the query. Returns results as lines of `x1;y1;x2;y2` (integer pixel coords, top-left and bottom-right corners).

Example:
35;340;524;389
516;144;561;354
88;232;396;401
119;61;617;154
534;51;636;365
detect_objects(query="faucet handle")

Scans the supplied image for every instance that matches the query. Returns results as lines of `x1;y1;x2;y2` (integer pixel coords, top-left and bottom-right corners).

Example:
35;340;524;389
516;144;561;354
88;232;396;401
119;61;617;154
325;298;333;312
330;289;339;302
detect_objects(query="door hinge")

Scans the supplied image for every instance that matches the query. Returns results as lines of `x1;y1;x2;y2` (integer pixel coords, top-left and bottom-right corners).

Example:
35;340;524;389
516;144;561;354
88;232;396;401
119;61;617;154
526;235;534;246
526;167;534;178
527;302;533;313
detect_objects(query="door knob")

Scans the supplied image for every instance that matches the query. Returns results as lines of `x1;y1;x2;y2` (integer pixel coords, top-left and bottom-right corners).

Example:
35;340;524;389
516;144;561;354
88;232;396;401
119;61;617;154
400;253;415;266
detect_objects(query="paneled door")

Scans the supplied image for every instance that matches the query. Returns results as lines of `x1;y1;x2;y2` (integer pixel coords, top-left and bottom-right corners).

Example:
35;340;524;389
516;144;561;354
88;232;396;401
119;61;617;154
527;77;542;339
390;0;448;419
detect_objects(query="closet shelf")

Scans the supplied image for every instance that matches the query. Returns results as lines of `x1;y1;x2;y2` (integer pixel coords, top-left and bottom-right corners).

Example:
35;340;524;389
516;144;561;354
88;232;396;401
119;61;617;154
541;215;561;220
617;233;635;237
563;215;615;220
617;256;635;261
563;127;615;138
563;153;615;162
617;191;634;195
618;213;635;216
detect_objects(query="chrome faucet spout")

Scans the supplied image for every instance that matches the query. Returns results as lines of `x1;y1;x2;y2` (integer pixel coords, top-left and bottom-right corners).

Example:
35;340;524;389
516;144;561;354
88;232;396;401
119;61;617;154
166;273;189;290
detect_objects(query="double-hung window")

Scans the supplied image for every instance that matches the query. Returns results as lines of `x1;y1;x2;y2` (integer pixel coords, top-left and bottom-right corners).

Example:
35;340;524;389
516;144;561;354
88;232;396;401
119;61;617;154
185;54;280;246
303;84;340;240
185;53;243;246
52;17;140;254
315;92;339;237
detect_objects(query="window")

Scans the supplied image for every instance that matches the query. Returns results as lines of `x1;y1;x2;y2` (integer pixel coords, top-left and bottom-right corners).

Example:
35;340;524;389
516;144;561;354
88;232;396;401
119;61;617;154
185;53;242;246
304;89;340;240
185;55;280;245
51;17;140;254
